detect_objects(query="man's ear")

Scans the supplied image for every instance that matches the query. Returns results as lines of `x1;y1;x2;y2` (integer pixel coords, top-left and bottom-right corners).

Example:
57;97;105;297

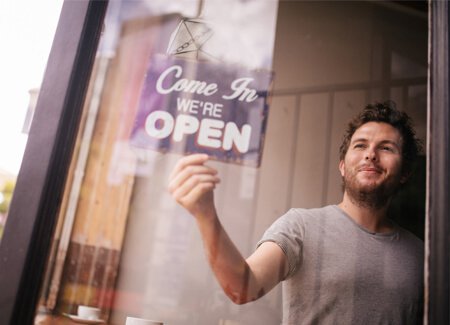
339;160;345;177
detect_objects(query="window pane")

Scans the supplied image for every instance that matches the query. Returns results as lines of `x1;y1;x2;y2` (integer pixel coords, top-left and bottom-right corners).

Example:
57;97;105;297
33;1;427;325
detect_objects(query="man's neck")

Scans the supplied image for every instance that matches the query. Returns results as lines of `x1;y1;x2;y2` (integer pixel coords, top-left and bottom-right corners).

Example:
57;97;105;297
338;192;394;233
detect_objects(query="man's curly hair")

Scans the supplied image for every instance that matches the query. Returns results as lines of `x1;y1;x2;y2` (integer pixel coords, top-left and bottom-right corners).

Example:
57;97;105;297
339;101;422;176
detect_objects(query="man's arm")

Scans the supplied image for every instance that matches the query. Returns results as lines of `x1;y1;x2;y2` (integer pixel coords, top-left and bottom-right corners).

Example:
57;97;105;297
168;154;288;304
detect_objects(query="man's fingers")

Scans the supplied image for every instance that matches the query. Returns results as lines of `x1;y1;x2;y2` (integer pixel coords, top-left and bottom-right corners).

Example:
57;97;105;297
168;165;218;193
169;154;209;181
171;174;220;201
169;155;218;190
178;182;216;208
168;154;220;215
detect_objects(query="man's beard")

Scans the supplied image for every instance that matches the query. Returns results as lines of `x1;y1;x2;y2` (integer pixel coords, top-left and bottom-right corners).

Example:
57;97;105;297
342;172;401;209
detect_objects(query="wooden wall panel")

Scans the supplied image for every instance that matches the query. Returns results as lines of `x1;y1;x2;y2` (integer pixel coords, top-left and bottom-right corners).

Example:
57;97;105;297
55;15;181;318
70;16;166;249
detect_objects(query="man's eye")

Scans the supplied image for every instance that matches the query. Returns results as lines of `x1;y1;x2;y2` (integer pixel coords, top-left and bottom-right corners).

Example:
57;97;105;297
353;144;365;149
381;146;394;152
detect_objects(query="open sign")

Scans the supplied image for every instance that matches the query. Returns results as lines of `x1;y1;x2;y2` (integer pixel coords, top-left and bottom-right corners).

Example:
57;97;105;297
130;55;273;167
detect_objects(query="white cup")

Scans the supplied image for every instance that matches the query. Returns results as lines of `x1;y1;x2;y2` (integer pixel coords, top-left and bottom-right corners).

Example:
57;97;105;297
125;316;163;325
77;305;101;320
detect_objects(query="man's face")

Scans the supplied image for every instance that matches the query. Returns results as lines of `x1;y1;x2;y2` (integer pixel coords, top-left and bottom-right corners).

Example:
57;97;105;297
339;122;405;205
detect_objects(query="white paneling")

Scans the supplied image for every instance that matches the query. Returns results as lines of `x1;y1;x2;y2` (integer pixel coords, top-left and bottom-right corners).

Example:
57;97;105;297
291;93;330;208
391;86;405;109
406;85;427;143
252;95;297;245
273;2;373;90
369;88;383;103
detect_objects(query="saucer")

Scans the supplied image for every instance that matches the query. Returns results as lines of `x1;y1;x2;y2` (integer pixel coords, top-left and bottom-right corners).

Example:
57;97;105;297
63;313;105;324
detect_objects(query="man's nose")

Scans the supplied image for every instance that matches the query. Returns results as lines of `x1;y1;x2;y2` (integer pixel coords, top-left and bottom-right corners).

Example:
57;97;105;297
365;149;377;161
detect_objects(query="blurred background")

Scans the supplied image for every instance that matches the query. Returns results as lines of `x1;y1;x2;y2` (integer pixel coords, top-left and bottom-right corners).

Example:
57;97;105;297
0;0;63;236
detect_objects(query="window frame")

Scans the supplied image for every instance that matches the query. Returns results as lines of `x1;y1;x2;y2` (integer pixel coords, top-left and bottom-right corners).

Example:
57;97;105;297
0;1;107;324
0;0;448;324
427;1;450;324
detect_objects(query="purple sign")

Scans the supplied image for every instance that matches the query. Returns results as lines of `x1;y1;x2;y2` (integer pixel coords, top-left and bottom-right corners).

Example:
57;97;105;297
130;55;273;167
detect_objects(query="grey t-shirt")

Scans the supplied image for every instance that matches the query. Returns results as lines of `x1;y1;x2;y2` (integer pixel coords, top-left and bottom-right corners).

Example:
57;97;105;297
257;205;423;325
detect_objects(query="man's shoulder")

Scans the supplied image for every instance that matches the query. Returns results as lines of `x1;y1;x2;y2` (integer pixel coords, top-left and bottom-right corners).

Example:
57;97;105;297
395;225;424;251
282;205;339;225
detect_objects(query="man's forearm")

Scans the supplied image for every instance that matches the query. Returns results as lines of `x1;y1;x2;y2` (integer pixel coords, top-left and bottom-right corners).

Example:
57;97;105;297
195;212;262;304
168;154;273;303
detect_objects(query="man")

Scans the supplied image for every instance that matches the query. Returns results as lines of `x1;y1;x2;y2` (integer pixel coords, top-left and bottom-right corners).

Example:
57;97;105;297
168;101;423;324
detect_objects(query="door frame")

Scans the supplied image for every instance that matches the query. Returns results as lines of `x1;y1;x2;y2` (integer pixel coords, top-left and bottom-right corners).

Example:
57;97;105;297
427;1;450;324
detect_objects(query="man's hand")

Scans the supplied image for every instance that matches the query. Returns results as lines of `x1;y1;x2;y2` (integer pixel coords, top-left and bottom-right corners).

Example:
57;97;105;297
168;154;220;218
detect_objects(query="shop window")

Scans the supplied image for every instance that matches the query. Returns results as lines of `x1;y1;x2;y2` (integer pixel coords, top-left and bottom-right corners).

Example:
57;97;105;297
0;1;429;324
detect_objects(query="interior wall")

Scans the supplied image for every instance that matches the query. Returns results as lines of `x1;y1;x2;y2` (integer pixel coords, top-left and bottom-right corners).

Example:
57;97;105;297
253;1;427;244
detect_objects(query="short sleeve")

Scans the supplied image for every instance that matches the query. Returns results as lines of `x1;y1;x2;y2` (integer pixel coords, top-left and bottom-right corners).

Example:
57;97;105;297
256;208;305;279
